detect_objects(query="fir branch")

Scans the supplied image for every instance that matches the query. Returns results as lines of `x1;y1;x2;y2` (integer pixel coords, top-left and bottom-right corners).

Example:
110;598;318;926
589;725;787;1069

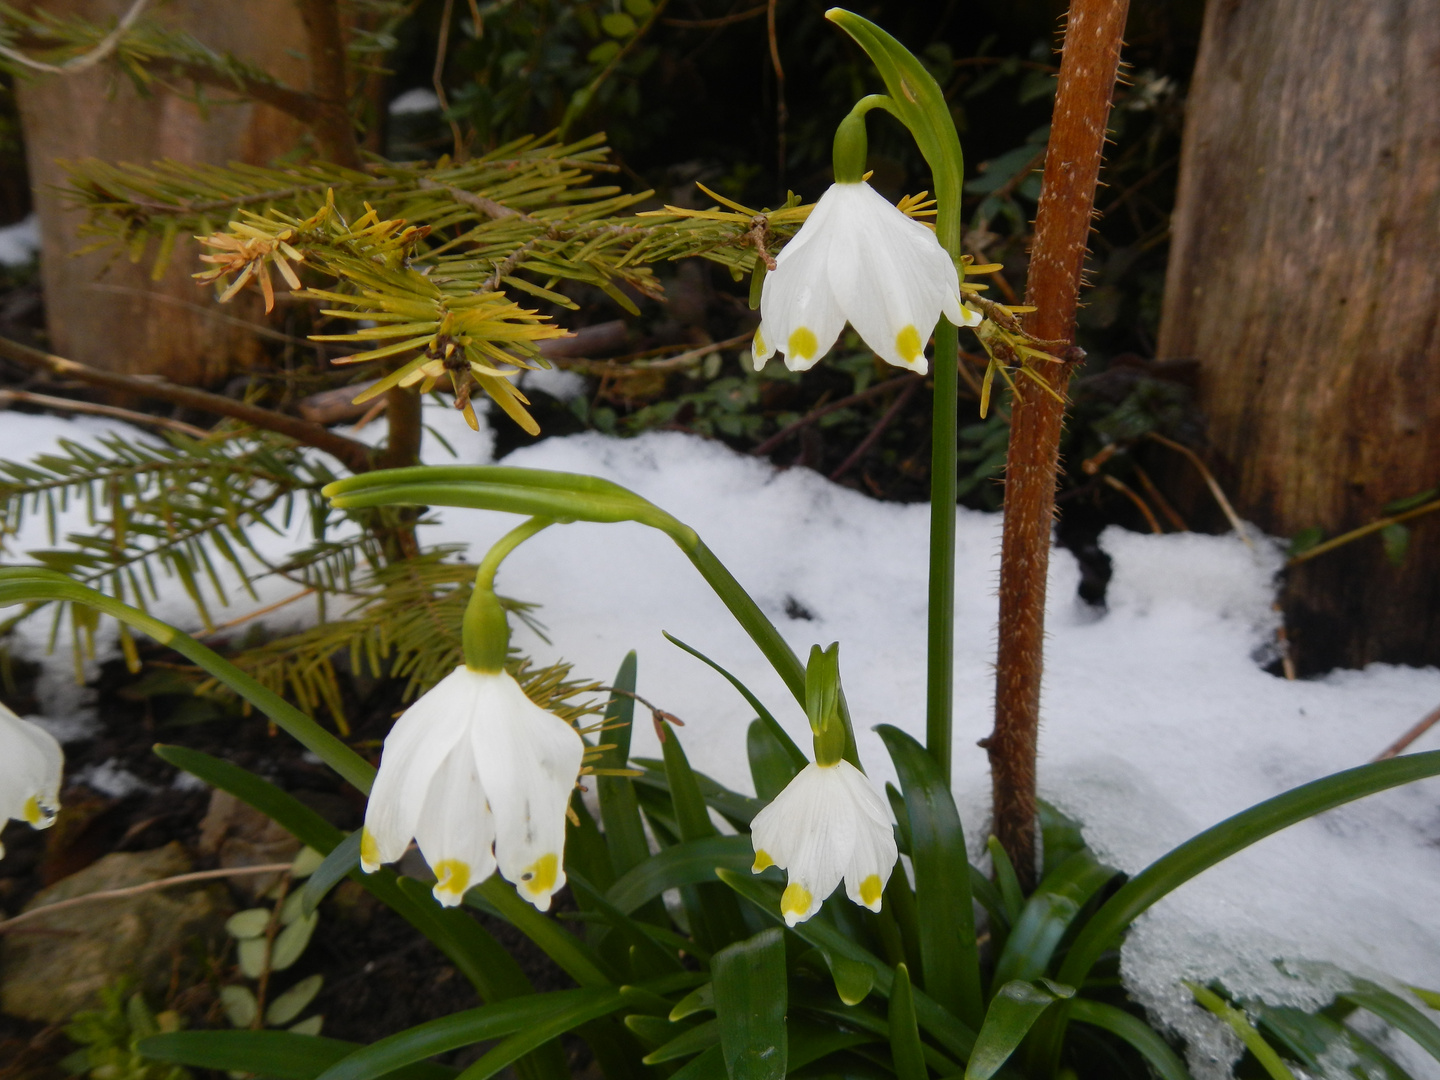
0;337;374;474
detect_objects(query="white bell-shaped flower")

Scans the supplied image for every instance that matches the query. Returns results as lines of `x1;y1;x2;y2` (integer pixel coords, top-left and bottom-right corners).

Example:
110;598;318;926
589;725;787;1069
753;181;980;375
360;665;584;911
750;759;898;927
0;703;63;857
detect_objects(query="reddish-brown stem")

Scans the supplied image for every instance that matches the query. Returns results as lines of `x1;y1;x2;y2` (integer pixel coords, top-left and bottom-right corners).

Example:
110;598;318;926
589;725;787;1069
295;0;362;169
987;0;1130;889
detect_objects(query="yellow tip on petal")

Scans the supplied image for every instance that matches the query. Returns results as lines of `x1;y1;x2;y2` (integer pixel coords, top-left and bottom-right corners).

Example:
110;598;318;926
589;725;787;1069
859;874;883;909
359;828;381;872
788;326;819;361
896;325;922;364
22;796;42;827
752;849;775;873
519;853;559;898
433;859;472;902
754;328;767;355
781;882;813;922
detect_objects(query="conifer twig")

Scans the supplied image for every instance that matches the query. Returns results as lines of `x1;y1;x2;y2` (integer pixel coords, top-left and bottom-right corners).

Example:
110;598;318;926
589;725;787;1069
0;389;209;438
0;336;374;473
0;0;152;74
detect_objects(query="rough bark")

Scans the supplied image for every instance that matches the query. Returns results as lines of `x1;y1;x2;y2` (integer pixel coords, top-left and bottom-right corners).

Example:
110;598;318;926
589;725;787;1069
1158;0;1440;672
987;0;1129;888
15;0;309;386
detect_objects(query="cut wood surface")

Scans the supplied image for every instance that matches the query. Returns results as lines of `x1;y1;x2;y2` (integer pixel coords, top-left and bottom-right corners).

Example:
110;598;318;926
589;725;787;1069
1159;0;1440;671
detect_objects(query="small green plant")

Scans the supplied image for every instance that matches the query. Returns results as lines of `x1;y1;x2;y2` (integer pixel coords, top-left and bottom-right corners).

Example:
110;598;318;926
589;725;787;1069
217;846;326;1037
62;980;189;1080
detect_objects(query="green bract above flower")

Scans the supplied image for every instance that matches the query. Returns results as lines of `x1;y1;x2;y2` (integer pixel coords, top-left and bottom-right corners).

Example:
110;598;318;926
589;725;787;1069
359;666;585;911
752;181;980;375
750;759;898;926
0;702;62;857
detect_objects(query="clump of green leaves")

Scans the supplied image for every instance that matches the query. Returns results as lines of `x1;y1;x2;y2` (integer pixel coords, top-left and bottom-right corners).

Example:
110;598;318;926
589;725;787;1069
62;980;189;1080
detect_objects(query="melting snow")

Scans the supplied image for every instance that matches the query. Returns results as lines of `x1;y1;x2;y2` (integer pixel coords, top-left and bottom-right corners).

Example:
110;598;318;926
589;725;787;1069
2;407;1439;1076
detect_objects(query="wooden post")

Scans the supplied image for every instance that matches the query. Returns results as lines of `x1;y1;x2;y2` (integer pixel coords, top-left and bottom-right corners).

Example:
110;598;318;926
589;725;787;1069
1158;0;1440;672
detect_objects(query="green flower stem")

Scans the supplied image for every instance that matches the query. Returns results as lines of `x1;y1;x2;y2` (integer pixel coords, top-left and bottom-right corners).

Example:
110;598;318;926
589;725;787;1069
827;9;966;780
464;517;554;672
0;569;376;794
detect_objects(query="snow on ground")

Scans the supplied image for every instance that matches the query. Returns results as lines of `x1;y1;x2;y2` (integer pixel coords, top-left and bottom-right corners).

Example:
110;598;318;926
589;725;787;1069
3;406;1440;1076
0;215;40;267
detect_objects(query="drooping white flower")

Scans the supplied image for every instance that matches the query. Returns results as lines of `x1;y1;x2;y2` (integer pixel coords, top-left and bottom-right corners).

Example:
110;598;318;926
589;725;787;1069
0;703;62;857
360;665;584;911
753;181;980;375
750;759;898;927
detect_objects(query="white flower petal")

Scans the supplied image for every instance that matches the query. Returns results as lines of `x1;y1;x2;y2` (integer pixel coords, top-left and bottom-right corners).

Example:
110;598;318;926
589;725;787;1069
470;672;584;912
753;762;887;926
362;667;475;871
0;704;63;834
412;744;497;906
762;232;846;373
836;762;898;911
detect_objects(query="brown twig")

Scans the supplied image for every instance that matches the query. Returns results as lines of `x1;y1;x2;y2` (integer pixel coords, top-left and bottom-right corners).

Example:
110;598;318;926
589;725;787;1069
432;0;465;160
662;6;768;29
0;863;293;933
0;336;374;474
829;377;921;482
1372;703;1440;762
1102;474;1163;533
987;0;1130;889
196;588;317;638
0;389;209;438
1133;463;1188;531
750;373;922;457
1286;497;1440;568
1144;431;1252;547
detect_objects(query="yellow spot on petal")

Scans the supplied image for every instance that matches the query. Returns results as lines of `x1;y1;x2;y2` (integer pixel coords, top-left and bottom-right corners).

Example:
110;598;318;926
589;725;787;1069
519;853;558;897
22;797;42;826
788;326;818;361
433;859;471;899
859;874;883;908
359;828;381;872
896;325;922;364
754;328;767;355
752;849;774;873
781;882;813;920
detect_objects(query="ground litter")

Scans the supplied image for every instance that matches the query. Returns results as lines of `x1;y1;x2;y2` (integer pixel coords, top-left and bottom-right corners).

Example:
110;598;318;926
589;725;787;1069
2;404;1438;1078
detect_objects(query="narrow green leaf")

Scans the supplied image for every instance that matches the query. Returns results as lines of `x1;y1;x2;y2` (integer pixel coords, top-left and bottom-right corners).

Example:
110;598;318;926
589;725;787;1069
596;653;651;883
473;877;618;988
717;870;981;1064
455;989;630;1080
315;991;601;1080
663;631;807;769
747;719;797;801
1188;983;1297;1080
1067;998;1193;1080
641;1018;719;1064
987;836;1024;928
136;1031;455;1080
713;928;788;1080
660;726;749;951
827;950;876;1007
670;983;714;1021
668;1044;726;1080
877;725;984;1030
624;1013;687;1050
566;872;682;976
302;830;363;917
631;763;765;828
889;964;927;1080
964;980;1073;1080
1253;1002;1412;1080
1340;979;1440;1066
991;849;1116;987
1411;986;1440;1011
1057;750;1440;991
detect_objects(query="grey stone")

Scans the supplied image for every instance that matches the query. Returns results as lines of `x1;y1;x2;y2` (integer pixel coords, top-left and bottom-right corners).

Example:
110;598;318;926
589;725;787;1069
0;842;230;1022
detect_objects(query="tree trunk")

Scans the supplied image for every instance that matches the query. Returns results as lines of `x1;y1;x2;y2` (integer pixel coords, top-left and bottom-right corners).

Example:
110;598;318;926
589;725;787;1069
15;0;310;386
1157;0;1440;672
